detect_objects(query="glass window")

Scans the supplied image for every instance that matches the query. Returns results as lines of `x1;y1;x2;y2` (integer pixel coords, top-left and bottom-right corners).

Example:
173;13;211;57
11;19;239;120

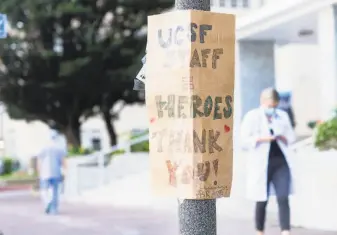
219;0;225;7
231;0;237;7
242;0;249;7
92;138;101;151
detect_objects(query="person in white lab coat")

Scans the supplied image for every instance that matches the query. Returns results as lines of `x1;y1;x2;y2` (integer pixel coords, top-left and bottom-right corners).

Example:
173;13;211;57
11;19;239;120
241;88;296;235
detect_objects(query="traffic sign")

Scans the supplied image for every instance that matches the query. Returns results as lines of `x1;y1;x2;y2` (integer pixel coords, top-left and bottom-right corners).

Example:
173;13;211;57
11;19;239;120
0;14;7;38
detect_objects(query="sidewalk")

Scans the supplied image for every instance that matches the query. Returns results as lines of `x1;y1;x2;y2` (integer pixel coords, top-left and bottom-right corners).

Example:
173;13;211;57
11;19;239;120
0;194;334;235
0;184;32;192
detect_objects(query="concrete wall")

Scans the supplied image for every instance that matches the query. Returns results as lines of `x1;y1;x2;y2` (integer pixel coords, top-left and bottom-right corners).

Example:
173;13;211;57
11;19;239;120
276;149;337;231
65;143;337;231
275;43;320;137
228;148;337;232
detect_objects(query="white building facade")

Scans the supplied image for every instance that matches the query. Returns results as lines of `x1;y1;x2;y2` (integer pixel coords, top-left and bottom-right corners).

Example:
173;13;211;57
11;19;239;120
0;103;148;163
211;0;337;137
2;0;337;158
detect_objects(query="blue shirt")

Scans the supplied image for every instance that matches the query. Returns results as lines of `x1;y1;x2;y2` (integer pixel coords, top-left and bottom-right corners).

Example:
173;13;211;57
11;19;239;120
37;141;66;180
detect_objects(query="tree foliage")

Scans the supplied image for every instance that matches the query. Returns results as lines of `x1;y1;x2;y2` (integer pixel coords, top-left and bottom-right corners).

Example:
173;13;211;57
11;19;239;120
0;0;172;147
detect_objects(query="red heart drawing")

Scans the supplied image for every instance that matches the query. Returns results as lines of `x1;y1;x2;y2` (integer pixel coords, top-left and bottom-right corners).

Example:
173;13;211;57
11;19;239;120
224;125;230;133
150;118;156;123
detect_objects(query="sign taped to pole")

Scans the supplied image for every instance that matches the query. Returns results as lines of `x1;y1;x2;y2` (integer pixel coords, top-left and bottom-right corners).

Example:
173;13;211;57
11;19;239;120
146;10;235;199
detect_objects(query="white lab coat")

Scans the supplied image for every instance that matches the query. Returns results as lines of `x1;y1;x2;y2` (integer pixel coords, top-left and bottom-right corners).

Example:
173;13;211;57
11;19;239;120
240;107;296;201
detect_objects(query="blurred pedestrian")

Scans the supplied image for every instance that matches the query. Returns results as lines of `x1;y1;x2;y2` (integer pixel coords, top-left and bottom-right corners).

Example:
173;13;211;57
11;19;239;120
240;87;296;235
36;128;67;215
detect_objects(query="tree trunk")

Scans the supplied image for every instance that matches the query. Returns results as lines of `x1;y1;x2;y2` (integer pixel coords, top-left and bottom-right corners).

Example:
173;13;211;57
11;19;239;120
103;110;117;146
64;118;81;148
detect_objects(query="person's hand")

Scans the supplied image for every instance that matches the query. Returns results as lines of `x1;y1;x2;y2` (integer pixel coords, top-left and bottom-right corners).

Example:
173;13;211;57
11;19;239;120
276;135;287;145
256;136;275;143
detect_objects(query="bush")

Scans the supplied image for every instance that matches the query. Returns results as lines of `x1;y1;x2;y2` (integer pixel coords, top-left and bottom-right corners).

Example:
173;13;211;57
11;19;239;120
314;118;337;150
131;140;149;152
2;157;14;175
67;129;150;160
0;170;37;180
130;129;149;152
108;149;125;158
68;146;93;157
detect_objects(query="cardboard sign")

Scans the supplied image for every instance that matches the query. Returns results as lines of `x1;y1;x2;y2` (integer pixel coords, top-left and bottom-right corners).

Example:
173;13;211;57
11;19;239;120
146;10;235;199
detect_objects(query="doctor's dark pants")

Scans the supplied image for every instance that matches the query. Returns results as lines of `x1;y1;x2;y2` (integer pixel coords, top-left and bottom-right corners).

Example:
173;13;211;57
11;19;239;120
255;142;291;232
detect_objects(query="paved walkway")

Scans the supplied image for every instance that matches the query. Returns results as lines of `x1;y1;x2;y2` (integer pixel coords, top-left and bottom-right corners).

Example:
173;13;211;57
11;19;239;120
0;194;334;235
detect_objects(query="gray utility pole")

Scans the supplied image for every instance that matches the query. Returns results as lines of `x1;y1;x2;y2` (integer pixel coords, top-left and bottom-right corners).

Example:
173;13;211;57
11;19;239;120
133;0;216;234
174;1;216;234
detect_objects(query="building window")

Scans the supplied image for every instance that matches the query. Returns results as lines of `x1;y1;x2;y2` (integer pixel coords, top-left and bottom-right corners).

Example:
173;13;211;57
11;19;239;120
242;0;249;7
231;0;237;7
210;0;214;6
219;0;225;7
92;138;101;151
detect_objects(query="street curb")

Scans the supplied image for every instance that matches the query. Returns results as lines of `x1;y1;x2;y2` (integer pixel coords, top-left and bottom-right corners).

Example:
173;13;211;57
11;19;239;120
0;185;32;192
0;190;32;198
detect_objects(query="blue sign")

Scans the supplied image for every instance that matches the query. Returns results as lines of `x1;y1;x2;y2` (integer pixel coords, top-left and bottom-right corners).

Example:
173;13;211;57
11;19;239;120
0;14;7;39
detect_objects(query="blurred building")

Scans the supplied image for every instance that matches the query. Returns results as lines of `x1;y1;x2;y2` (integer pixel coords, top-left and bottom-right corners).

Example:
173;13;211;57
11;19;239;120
210;0;335;137
1;0;337;160
0;104;148;163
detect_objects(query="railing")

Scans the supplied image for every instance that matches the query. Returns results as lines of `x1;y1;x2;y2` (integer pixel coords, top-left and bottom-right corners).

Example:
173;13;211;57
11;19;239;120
64;132;149;198
65;128;314;199
68;131;148;165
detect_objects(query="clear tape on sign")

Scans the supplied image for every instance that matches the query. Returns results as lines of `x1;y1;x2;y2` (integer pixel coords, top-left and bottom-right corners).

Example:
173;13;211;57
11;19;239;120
135;55;146;84
136;64;146;84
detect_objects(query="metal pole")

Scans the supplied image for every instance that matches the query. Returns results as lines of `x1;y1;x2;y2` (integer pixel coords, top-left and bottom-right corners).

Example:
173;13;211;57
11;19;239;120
174;2;216;235
133;0;216;233
175;0;210;10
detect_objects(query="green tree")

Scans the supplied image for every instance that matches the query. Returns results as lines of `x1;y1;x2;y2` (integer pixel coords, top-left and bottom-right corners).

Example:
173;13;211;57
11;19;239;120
0;0;172;147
